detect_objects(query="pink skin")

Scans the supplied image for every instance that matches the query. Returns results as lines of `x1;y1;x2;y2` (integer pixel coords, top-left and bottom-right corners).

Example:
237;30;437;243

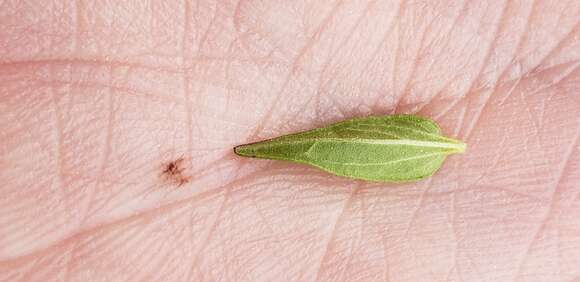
1;1;579;281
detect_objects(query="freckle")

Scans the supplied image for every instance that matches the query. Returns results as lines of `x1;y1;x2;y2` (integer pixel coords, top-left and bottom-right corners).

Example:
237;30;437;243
161;157;191;187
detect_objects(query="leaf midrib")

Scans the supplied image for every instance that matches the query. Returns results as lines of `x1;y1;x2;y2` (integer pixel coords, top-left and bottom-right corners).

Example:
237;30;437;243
266;137;466;151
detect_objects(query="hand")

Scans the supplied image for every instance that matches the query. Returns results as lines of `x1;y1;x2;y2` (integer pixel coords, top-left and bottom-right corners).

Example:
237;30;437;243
1;1;579;281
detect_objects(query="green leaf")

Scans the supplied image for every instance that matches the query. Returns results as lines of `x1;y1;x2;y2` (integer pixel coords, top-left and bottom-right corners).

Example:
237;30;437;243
234;114;466;182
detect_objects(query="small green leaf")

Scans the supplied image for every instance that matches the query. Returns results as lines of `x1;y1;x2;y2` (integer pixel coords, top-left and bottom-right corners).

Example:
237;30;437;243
234;114;466;182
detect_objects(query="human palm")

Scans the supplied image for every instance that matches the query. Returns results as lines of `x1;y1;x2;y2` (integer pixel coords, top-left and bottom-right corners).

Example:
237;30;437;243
1;1;579;281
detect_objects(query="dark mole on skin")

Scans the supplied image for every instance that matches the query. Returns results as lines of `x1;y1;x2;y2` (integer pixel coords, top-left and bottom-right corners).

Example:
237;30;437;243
161;157;191;186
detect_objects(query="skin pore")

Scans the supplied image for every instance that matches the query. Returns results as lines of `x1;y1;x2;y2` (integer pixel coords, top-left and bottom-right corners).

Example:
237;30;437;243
1;1;579;281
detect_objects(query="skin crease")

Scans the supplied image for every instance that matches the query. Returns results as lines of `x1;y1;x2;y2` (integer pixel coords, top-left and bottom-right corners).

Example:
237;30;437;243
0;0;579;281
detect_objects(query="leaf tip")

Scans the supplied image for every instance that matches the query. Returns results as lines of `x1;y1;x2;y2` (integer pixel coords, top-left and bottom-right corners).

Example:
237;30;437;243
233;144;253;157
233;145;243;156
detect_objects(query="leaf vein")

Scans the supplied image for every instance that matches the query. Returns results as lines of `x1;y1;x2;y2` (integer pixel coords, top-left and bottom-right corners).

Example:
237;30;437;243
279;138;465;150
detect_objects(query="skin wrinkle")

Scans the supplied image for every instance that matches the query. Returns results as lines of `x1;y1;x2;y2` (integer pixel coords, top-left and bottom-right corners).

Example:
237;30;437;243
555;211;562;281
401;1;472;113
517;86;549;166
314;1;375;88
356;1;403;109
63;238;80;281
0;171;248;264
449;105;466;187
444;117;463;244
9;54;266;87
16;258;40;282
543;61;580;102
437;0;511;122
82;65;115;227
461;0;537;140
517;2;573;70
241;1;345;145
149;225;180;280
5;221;56;261
498;58;578;113
0;57;243;71
467;126;508;187
402;7;480;109
86;165;147;216
88;228;132;272
406;229;439;281
232;0;246;37
389;1;404;111
86;209;177;274
355;193;369;280
413;71;463;114
290;2;344;76
414;1;470;76
18;71;185;106
513;128;580;281
390;11;433;114
160;224;192;280
187;187;230;280
182;52;207;152
400;176;434;263
182;0;195;164
72;0;80;54
318;56;344;120
380;228;391;282
247;190;277;236
541;66;580;157
446;191;460;281
87;156;151;215
226;26;286;177
335;217;356;280
1;1;580;280
564;145;580;208
222;41;235;123
333;97;356;120
184;205;197;282
534;19;580;71
437;18;516;118
314;85;322;121
48;64;68;217
150;249;177;281
313;186;358;282
2;94;50;168
496;66;525;108
463;252;483;280
144;241;175;280
233;3;286;67
2;107;52;159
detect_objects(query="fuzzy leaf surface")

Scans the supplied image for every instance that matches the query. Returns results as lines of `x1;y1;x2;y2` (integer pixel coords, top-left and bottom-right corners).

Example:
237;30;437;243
234;115;466;182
